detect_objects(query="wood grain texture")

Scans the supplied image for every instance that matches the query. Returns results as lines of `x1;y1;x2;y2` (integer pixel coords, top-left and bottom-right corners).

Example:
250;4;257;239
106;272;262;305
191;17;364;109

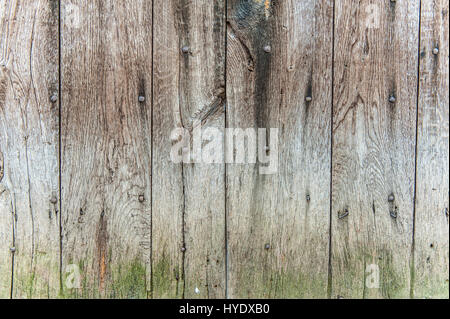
0;0;59;298
61;0;152;298
226;0;333;298
414;0;449;299
0;171;13;298
331;0;420;298
152;0;226;299
0;0;449;300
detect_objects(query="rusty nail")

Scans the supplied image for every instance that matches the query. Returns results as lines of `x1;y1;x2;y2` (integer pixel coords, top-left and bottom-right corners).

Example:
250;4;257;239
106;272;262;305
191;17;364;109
181;46;190;54
338;209;349;219
50;196;57;204
305;96;312;102
432;47;439;55
138;195;145;203
389;95;396;103
263;45;271;53
181;246;186;252
50;94;58;103
264;243;270;250
10;247;16;253
138;95;145;103
388;194;395;202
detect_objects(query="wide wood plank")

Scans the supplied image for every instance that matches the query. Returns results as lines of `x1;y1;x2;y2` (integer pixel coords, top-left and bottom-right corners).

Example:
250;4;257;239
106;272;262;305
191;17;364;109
61;0;152;298
414;0;449;299
226;0;333;298
331;0;419;298
0;0;59;298
152;0;226;299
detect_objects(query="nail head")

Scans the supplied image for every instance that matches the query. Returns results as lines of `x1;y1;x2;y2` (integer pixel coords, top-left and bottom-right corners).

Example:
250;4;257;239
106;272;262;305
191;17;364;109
263;45;271;53
264;243;270;250
138;195;145;203
50;94;58;103
388;194;395;202
50;196;57;204
339;209;349;219
432;47;439;55
181;247;186;252
138;95;145;103
305;96;312;102
10;247;16;253
181;46;190;54
389;96;396;103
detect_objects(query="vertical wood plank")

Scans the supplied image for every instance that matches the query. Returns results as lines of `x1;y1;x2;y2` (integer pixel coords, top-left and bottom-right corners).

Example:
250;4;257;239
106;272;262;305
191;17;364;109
414;0;449;299
152;0;226;299
61;0;152;298
0;149;13;298
331;0;419;298
226;0;333;298
0;0;59;298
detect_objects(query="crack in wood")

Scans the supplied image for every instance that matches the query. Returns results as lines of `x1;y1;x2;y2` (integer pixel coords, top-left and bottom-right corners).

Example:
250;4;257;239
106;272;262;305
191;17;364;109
0;150;3;183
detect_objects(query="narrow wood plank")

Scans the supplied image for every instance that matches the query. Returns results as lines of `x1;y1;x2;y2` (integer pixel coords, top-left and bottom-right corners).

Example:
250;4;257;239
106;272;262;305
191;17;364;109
414;0;449;299
152;0;226;299
0;149;13;298
226;0;333;298
61;0;152;298
331;0;419;298
0;0;59;298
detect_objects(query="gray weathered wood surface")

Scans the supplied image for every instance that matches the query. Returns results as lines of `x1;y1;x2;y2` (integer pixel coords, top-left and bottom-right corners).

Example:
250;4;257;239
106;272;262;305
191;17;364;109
152;0;226;299
61;0;152;298
414;0;449;299
331;0;419;299
0;0;448;299
0;0;59;298
226;0;332;298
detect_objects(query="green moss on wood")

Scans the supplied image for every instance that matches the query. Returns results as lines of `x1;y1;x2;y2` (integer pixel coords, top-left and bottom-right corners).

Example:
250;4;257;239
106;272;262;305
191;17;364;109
152;255;183;299
61;258;148;299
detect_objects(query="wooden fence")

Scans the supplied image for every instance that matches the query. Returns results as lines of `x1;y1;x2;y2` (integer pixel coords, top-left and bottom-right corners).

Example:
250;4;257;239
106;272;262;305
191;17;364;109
0;0;448;299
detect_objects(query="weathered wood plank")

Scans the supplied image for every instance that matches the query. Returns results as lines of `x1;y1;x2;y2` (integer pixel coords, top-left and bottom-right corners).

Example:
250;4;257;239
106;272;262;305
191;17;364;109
414;0;449;299
61;0;152;298
331;0;419;298
0;0;59;298
0;150;13;298
152;0;226;299
226;0;333;298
